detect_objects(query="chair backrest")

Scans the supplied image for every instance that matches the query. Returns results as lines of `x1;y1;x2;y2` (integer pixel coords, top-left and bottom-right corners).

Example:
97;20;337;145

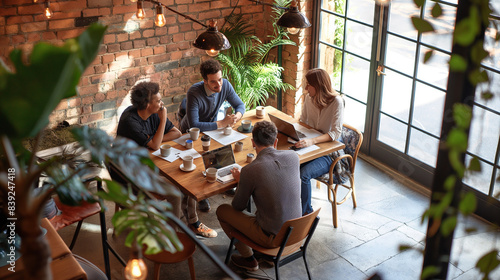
273;208;321;247
341;124;363;172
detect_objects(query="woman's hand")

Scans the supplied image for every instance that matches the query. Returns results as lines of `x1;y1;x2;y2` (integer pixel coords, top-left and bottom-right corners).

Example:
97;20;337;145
295;138;315;148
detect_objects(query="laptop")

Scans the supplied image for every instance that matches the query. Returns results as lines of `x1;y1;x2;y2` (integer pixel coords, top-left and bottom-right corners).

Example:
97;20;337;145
201;145;242;183
268;113;307;141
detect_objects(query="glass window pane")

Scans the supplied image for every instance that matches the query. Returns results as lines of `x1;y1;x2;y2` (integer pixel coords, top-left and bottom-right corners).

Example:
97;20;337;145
346;0;374;25
483;19;499;70
322;0;346;15
413;82;445;137
408;128;439;167
380;69;412;123
320;13;345;47
319;44;343;90
388;0;419;40
417;47;450;90
344;97;366;132
385;34;417;76
342;54;370;103
468;106;500;163
476;69;500;112
463;155;494;196
345;20;374;59
378;114;407;152
421;3;456;52
494;168;500;202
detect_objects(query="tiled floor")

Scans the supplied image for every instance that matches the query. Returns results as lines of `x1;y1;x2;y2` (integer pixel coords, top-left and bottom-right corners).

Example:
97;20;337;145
58;155;500;279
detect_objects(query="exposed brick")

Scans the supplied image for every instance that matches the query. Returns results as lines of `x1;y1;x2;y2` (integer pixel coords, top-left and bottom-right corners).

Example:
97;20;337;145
12;35;26;44
112;5;136;15
106;90;118;100
7;16;33;25
95;92;106;103
99;8;111;16
80;85;99;96
0;7;18;16
82;105;93;114
83;8;100;17
114;51;129;60
68;98;81;108
128;49;141;58
135;57;148;66
116;33;128;42
172;33;184;42
27;33;41;43
184;31;197;40
57;29;83;40
147;37;159;46
49;19;74;30
67;107;81;118
103;34;115;44
80;112;104;124
42;31;57;40
167;26;179;34
143;29;155;38
148;53;169;64
5;25;19;34
133;39;146;49
155;26;168;36
140;48;153;57
93;100;116;112
142;65;155;75
88;0;112;7
154;61;178;72
153;45;166;55
129;31;141;40
102;54;115;64
104;109;117;118
107;43;120;53
95;64;108;74
114;79;127;89
58;1;88;11
117;68;140;79
170;51;182;61
83;67;95;76
5;0;33;5
20;22;46;33
120;41;133;50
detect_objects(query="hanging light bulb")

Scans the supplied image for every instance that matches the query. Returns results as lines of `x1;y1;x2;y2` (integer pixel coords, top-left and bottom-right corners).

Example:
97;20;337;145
155;5;166;27
206;49;219;57
287;27;300;34
33;0;38;3
44;2;53;19
136;1;146;20
124;244;147;280
375;0;391;6
130;0;138;2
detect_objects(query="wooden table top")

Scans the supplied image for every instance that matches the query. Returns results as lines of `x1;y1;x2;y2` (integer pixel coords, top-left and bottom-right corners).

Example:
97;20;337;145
150;106;345;201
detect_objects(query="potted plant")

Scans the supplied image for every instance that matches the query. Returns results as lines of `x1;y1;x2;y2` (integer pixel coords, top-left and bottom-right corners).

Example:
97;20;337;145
217;0;296;109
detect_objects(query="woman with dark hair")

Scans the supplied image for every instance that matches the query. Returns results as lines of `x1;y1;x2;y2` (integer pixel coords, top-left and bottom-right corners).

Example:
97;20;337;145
294;69;345;215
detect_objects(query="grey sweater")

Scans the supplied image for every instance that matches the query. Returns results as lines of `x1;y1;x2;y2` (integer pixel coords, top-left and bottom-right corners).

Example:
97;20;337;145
232;147;302;235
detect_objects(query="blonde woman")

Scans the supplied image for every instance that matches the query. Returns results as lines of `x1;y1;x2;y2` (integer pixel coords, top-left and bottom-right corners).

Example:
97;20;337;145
294;68;345;215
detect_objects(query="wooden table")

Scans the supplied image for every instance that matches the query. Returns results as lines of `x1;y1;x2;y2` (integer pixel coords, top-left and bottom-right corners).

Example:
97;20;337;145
0;218;87;280
150;106;345;201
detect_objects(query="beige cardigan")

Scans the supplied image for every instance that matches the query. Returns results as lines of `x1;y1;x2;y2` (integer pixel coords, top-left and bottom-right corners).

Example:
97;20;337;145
299;94;344;141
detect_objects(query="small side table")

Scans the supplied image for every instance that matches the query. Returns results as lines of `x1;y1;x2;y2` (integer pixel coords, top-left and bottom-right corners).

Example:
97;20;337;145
143;232;196;280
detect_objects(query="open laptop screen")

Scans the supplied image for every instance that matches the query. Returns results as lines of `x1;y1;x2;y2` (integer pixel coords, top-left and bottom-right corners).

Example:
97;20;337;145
202;145;235;170
268;113;301;141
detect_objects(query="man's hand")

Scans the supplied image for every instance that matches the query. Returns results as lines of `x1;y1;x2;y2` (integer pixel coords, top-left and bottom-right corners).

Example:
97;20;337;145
220;114;237;127
230;167;241;182
158;105;167;122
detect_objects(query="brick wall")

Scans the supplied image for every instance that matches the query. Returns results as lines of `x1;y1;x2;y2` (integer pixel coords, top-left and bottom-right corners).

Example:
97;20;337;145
0;0;311;134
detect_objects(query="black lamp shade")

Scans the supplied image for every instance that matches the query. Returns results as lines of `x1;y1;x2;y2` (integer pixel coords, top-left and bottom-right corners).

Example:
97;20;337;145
193;26;231;51
277;6;311;29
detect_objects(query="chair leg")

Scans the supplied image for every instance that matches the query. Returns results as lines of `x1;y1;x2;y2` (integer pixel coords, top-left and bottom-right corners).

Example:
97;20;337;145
275;262;280;280
69;220;83;250
154;263;161;280
225;238;236;264
188;256;196;280
329;185;338;228
351;177;357;208
303;252;312;280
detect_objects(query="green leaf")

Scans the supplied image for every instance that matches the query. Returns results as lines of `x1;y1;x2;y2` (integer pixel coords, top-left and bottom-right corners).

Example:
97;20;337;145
468;157;481;172
454;7;480;46
444;175;456;191
481;91;494;100
476;250;500;276
470;40;489;64
431;3;443;18
413;0;425;8
447;128;468;152
449;150;466;178
449;54;467;72
452;103;472;130
441;216;457;237
421;265;440;279
411;17;435;33
468;69;489;85
423;50;434;63
459;192;477;215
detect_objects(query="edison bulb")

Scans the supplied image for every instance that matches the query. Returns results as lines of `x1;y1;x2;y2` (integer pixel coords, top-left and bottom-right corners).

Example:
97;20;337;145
287;27;300;35
155;14;166;27
124;259;147;280
375;0;391;6
45;7;53;19
206;49;219;57
130;0;138;2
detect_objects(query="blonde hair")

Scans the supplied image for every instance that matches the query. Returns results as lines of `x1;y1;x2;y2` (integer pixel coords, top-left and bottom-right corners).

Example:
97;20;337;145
305;69;339;110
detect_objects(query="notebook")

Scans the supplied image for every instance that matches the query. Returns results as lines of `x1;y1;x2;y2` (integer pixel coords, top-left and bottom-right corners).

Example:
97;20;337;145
268;113;307;141
201;144;242;183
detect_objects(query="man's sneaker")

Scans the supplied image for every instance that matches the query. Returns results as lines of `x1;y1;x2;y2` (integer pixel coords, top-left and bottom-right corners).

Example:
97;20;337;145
225;187;236;196
198;199;211;212
190;223;217;238
231;255;259;271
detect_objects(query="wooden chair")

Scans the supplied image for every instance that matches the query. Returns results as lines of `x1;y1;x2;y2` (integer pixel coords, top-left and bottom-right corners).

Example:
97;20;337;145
224;208;321;280
315;123;363;228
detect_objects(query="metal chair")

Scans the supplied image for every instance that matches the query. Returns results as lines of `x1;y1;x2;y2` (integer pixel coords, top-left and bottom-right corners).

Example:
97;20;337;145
224;208;321;280
315;123;363;228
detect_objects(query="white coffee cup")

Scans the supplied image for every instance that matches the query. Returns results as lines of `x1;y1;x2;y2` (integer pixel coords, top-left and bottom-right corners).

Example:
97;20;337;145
206;167;218;183
189;127;200;140
182;156;193;170
241;120;252;131
160;144;171;157
256;106;265;118
224;126;232;135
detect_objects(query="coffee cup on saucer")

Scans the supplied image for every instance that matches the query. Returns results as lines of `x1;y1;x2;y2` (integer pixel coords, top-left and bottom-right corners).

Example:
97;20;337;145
206;167;218;183
241;120;252;131
182;156;194;170
160;144;171;157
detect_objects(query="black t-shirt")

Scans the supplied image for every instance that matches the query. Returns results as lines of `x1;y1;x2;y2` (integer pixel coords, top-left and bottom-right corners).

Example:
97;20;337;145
116;106;175;148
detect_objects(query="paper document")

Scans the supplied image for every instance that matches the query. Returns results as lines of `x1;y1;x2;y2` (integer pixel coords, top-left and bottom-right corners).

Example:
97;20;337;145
152;148;201;163
172;134;191;146
202;128;248;146
293;145;320;156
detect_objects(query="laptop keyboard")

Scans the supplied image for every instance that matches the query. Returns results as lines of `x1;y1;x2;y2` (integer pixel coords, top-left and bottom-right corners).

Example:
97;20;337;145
218;166;233;177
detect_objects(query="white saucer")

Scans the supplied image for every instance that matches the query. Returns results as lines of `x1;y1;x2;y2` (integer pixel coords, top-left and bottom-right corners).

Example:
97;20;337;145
180;163;196;172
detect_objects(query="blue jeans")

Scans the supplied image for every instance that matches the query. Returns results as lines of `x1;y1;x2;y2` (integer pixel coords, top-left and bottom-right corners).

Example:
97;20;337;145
300;155;333;215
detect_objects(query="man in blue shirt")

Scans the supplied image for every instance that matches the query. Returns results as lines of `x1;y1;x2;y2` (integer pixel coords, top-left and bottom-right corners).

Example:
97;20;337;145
117;81;217;238
180;59;246;212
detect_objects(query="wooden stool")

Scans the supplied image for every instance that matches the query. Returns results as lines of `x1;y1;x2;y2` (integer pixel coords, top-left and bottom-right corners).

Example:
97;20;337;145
143;232;196;280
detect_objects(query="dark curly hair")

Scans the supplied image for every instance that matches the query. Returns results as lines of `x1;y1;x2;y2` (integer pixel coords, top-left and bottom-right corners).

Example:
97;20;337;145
252;121;277;147
130;81;160;110
200;59;222;80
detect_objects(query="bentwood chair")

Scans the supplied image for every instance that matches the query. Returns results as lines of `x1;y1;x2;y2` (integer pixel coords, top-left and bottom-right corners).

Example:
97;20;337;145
315;123;363;228
224;208;321;280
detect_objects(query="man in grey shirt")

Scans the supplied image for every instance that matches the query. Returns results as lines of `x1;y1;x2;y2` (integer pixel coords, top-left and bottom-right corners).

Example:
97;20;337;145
216;121;302;271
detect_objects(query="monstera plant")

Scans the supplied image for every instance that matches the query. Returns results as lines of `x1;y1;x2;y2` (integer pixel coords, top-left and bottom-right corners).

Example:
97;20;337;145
0;23;183;280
